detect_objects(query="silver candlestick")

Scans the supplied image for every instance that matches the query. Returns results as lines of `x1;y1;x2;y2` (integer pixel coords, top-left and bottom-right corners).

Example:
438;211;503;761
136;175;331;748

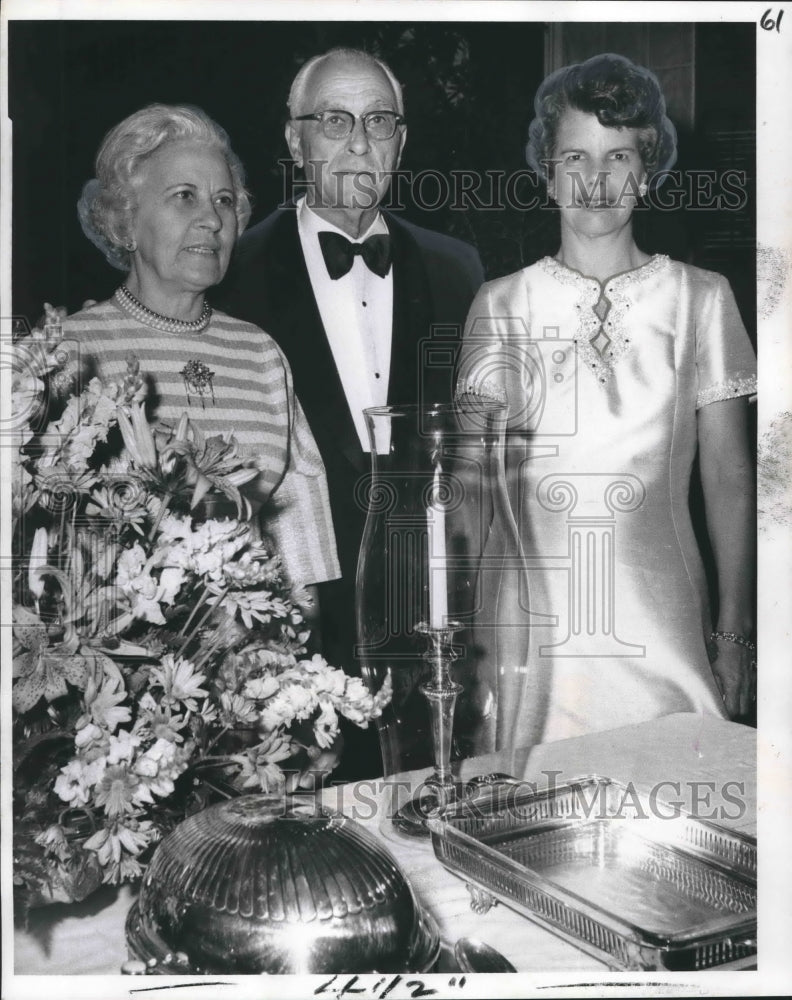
392;621;463;836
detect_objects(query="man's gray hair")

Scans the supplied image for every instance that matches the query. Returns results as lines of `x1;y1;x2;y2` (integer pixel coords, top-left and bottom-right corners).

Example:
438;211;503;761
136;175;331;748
287;47;405;118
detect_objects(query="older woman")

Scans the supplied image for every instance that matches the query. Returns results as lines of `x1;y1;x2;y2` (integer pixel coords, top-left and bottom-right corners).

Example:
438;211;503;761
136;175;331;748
64;103;340;594
458;54;756;747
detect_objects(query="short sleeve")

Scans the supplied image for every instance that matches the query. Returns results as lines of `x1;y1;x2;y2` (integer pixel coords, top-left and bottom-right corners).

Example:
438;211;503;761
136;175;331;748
455;281;535;430
265;347;341;587
695;273;757;409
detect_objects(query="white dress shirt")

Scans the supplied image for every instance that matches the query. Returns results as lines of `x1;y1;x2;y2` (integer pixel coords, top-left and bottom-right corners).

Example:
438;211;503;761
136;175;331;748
297;196;393;452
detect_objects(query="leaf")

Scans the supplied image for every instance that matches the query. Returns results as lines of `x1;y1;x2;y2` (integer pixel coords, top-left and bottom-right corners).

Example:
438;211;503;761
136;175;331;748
63;585;99;623
96;639;150;659
80;588;109;629
189;472;214;509
62;847;103;902
13;728;72;772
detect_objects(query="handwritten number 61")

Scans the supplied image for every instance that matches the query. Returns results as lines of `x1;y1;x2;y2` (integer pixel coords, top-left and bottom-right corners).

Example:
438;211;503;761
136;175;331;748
761;8;785;31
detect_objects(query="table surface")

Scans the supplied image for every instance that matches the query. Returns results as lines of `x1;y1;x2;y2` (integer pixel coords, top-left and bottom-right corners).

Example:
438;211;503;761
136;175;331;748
12;712;756;977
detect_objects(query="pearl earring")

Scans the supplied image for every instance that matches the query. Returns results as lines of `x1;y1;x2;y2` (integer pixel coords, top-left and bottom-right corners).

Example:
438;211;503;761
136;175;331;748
125;239;137;252
638;181;648;198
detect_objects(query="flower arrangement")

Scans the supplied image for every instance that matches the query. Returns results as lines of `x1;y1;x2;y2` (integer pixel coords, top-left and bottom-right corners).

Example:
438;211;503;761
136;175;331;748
10;311;390;915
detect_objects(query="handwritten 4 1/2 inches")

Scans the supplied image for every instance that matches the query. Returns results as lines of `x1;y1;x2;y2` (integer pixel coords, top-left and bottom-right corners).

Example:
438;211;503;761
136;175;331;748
314;973;469;998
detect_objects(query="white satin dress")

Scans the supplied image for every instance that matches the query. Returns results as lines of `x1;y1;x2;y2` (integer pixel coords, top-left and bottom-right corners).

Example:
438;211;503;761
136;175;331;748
458;255;757;746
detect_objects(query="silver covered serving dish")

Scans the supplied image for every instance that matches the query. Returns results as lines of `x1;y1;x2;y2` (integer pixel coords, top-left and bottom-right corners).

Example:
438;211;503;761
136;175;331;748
428;774;756;971
125;794;439;974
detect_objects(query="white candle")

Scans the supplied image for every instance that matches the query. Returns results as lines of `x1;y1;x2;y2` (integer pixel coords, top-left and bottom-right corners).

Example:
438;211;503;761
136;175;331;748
428;464;448;629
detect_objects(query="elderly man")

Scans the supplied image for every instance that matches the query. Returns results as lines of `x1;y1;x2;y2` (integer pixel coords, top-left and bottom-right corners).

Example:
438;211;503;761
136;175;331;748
217;47;484;777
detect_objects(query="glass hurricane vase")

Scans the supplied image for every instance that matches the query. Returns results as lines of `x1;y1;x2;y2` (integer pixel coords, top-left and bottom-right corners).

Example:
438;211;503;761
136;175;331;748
355;400;531;832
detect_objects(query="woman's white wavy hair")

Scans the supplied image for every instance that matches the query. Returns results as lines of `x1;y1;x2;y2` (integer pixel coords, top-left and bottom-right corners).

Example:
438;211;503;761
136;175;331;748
78;103;252;271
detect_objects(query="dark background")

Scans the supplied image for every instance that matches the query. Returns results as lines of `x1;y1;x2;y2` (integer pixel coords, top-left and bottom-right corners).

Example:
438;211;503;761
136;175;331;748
7;19;757;731
9;19;755;346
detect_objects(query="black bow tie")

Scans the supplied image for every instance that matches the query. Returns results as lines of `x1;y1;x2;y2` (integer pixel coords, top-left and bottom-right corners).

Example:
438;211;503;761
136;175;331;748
318;230;392;280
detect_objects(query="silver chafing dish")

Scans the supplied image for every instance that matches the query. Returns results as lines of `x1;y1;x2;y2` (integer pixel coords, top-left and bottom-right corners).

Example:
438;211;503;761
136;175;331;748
124;794;439;974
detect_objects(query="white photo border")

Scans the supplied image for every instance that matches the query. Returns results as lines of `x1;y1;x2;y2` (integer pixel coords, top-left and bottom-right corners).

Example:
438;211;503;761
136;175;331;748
1;2;789;998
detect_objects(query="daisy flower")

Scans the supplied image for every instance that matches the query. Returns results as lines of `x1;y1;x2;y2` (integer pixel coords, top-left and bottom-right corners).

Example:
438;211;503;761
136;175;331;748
149;654;208;713
80;675;132;733
93;763;143;817
231;732;296;792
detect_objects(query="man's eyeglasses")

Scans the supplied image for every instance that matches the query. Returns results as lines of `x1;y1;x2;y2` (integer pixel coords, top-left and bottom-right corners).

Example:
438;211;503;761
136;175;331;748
293;109;406;141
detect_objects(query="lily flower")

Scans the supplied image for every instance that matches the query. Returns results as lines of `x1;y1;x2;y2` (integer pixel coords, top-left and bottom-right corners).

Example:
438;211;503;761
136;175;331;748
159;419;258;518
116;402;158;470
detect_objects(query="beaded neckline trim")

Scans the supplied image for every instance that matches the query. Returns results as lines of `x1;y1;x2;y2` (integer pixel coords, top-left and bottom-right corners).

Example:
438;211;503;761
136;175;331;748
115;285;212;334
538;255;670;384
539;254;670;290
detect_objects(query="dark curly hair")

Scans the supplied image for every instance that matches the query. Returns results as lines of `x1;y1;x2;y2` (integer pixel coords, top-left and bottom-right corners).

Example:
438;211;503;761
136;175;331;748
526;53;677;189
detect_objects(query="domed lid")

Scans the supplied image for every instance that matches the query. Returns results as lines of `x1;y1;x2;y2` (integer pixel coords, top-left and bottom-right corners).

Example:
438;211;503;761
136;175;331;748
126;794;439;974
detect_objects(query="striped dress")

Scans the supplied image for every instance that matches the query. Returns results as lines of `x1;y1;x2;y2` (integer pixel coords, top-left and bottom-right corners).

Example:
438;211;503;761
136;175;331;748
61;294;340;587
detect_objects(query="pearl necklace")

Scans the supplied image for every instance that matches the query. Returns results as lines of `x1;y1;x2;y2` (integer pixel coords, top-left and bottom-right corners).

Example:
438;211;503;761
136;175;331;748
115;285;212;334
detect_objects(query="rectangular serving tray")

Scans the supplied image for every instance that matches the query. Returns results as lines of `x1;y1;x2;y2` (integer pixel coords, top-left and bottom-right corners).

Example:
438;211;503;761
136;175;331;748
427;775;756;971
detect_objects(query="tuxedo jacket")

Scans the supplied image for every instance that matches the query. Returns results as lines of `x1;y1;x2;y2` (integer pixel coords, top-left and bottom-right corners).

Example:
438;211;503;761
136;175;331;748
213;206;484;673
